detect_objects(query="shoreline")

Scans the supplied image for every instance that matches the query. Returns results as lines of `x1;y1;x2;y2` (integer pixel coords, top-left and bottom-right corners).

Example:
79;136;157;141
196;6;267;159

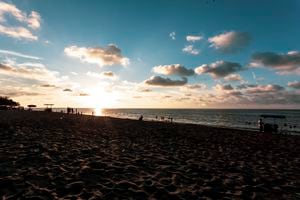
1;110;299;199
25;109;300;135
2;109;261;133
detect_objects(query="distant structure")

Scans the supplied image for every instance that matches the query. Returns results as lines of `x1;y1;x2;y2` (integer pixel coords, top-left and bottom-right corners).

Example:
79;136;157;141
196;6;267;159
27;104;36;111
44;104;54;112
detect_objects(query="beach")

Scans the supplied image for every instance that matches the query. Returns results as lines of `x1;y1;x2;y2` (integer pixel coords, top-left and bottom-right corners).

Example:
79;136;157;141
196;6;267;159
0;110;299;199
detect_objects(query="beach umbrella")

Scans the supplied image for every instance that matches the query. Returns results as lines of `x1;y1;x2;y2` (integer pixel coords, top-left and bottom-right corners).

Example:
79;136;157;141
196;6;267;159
27;104;37;108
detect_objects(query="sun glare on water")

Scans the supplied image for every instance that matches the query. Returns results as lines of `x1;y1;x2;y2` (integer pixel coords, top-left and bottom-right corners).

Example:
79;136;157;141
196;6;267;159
94;107;103;116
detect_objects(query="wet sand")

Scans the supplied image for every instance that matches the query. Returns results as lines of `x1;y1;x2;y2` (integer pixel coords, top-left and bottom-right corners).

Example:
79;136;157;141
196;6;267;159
0;110;299;199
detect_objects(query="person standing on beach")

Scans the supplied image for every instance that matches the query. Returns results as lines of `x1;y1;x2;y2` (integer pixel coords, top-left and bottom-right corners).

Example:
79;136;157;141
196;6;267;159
139;115;143;121
258;118;264;132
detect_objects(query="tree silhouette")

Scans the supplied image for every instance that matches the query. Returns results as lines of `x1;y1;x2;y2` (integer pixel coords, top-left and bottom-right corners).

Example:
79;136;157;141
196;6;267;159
0;96;20;107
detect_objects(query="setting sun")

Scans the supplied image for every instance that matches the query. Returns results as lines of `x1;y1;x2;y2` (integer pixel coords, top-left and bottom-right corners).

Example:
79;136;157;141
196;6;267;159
79;87;119;110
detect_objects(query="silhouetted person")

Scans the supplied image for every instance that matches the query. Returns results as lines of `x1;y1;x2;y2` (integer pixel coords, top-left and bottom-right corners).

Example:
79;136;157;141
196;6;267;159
139;115;143;121
258;118;264;132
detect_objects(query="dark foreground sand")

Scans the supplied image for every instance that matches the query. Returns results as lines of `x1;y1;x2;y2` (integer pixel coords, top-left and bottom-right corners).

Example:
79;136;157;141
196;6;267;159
0;111;299;199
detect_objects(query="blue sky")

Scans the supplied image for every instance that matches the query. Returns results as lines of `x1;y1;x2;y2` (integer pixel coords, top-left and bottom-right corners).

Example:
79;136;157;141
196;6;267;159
0;0;299;108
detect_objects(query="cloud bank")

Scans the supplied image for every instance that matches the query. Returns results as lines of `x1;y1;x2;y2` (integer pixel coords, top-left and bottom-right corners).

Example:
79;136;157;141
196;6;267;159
250;51;300;75
0;63;58;81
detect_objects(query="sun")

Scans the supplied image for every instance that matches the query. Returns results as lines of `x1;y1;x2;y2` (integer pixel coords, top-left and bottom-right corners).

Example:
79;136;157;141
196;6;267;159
80;86;119;115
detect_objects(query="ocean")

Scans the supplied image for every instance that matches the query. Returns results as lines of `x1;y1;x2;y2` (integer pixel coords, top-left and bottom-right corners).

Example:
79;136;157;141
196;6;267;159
44;108;300;133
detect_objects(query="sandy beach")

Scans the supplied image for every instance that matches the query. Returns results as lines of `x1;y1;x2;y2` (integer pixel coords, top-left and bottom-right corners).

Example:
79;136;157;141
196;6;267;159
0;110;299;199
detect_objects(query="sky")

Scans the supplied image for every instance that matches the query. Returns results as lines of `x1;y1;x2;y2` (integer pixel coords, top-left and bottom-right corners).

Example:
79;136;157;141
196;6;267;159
0;0;300;109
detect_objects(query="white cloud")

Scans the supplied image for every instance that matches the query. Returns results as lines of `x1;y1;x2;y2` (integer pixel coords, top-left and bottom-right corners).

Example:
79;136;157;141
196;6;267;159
169;32;176;40
186;35;203;42
64;44;130;67
0;49;42;60
182;45;200;55
0;2;41;40
153;64;195;76
0;1;24;22
17;62;45;68
208;31;251;53
27;11;41;30
0;25;37;40
224;74;242;81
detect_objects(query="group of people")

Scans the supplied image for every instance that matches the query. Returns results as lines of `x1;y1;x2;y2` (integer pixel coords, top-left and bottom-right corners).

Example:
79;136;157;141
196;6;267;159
258;118;279;133
65;107;82;115
138;115;173;123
